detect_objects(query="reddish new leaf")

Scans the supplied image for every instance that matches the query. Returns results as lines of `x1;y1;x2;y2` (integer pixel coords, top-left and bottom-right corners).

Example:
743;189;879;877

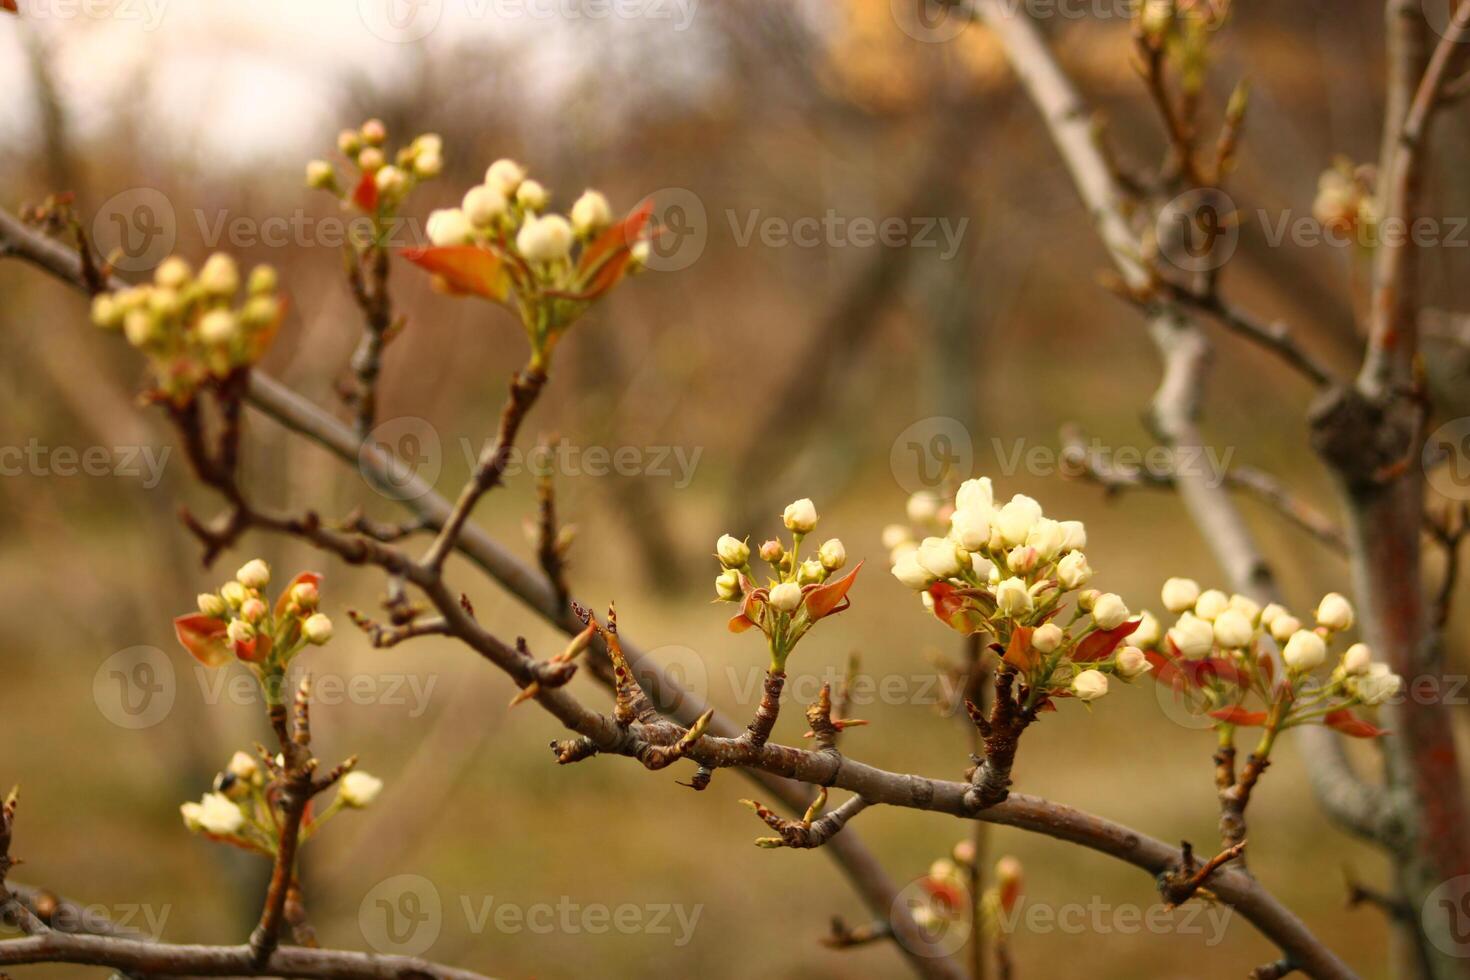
1073;618;1141;663
1208;706;1269;727
1324;709;1388;739
577;200;654;298
0;1;17;14
352;171;378;212
804;561;862;620
174;614;231;667
1001;626;1037;672
274;571;323;619
728;590;762;634
400;245;510;301
927;582;970;629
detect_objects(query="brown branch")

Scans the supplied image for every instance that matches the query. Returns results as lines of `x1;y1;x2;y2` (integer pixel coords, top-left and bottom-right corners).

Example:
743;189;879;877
0;932;494;979
1154;282;1337;388
343;244;396;437
743;790;869;849
1060;423;1347;554
964;668;1036;812
822;916;893;949
1252;958;1298;980
421;365;548;574
0;204;1356;979
1161;839;1249;907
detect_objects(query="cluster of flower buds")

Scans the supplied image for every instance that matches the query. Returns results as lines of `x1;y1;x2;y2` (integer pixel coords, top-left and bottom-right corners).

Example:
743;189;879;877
1140;579;1403;736
91;253;283;403
181;749;381;852
912;845;1023;936
402;157;652;368
888;479;1144;706
174;560;332;691
1312;158;1378;241
307;119;441;218
715;499;860;670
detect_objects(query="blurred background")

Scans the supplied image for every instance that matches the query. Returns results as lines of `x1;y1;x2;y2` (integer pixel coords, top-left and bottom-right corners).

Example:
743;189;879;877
2;0;1469;976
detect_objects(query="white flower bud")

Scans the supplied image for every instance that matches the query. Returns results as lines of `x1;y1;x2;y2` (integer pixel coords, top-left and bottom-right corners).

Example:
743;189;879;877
956;478;994;515
516;179;549;212
1115;646;1152;678
198;593;228;618
769;581;803;613
179;801;204;832
91;294;123;330
220;581;248;608
714;568;741;601
1194;589;1229;621
881;524;912;550
906;491;941;525
570;189;612;236
1032;623;1064;654
248;265;278;296
375;165;409;197
1212;609;1254;649
1161;577;1201;613
197;310;238;345
1056;551;1093;590
240;598;267;624
819;539;847;571
427;208;474;246
226;620;254;646
123;309;157;347
337;129;362;155
361;118;387;145
1282;630;1327;671
1260;603;1288;628
199;253;240;297
356;147;384;173
236;559;271;589
1072;669;1109;701
1228;594;1262;624
412;133;442;157
515;214;574;263
1006;546;1039;575
1342;642;1373;675
1169;612;1215;659
1092;593;1130;630
413;149;443;179
949;508;991;551
303;613;334;645
1315;592;1355;632
798;559;827;585
484;158;526;194
155;256;192;289
463;185;508;227
782;498;819;533
196;792;244;835
1354;663;1403;705
892;552;936;590
228;751;259;782
339;771;383;808
1131;610;1162;649
1058;520;1087;552
1076;589;1100;611
972;554;999;582
1025;518;1066;560
306;159;336;190
995;577;1032;617
918;537;964;579
996;495;1043;547
716;534;750;568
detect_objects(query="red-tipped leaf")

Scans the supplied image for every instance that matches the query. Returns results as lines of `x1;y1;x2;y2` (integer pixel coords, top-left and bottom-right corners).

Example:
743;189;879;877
1073;618;1141;663
804;561;862;620
1324;709;1388;739
400;245;510;301
1001;626;1037;672
274;571;323;619
352;172;378;212
577;200;654;298
1208;706;1269;727
174;614;231;667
